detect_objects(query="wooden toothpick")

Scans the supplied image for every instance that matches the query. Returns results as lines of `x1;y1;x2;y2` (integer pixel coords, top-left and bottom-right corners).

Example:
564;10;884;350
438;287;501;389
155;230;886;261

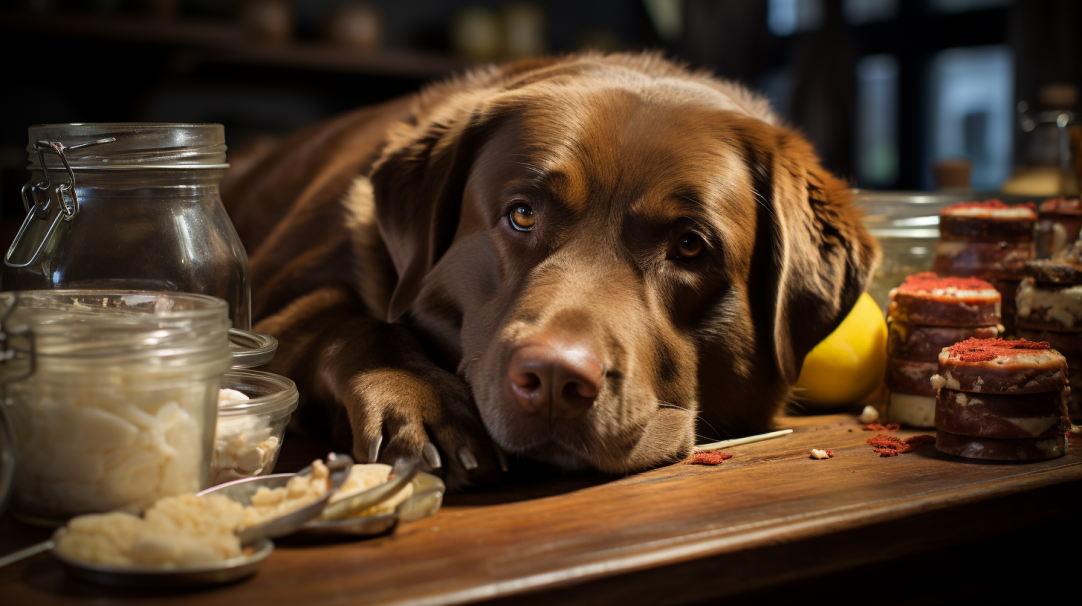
694;429;794;452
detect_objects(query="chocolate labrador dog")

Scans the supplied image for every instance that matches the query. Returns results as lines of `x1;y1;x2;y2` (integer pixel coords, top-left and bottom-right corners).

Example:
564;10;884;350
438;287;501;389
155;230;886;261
222;53;879;488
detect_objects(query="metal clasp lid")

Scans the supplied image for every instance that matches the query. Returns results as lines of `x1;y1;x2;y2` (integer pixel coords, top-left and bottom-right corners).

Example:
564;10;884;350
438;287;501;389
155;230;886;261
4;137;115;269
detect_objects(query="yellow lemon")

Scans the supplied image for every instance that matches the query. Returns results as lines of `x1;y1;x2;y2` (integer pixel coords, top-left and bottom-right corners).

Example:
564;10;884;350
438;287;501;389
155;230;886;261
794;292;887;407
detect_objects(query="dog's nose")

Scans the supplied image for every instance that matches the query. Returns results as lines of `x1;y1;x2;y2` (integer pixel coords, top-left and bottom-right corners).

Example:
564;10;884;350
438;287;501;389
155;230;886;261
508;339;603;420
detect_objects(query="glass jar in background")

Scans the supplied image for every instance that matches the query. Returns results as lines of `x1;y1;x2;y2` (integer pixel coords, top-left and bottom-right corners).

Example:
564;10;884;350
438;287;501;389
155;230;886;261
0;290;231;526
3;124;251;329
856;190;958;313
856;190;1042;313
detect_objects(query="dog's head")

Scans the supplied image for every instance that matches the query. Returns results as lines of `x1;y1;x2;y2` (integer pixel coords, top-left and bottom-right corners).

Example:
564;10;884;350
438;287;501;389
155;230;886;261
362;54;879;473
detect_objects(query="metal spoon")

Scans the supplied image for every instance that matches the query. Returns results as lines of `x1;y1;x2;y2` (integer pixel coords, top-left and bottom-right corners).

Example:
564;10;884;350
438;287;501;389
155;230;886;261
214;452;353;544
0;453;354;570
318;457;420;521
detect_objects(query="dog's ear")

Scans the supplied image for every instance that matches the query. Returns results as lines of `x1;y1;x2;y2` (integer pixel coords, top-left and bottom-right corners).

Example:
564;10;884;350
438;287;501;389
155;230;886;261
368;97;497;323
748;129;881;384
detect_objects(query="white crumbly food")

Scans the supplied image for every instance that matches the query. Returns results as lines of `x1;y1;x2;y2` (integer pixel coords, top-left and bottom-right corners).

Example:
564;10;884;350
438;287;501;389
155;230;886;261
54;494;246;568
858;405;880;424
809;449;832;460
57;458;328;568
929;372;960;391
243;460;413;525
324;464;414;518
218;388;248;403
243;459;332;528
916;287;1000;300
7;374;208;517
1016;280;1082;328
1004;415;1062;436
55;457;414;569
885;392;936;428
54;456;414;570
946;206;1036;219
211;389;282;485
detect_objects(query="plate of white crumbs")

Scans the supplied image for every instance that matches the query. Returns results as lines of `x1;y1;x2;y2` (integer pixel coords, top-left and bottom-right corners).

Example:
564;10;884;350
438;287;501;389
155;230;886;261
201;458;444;537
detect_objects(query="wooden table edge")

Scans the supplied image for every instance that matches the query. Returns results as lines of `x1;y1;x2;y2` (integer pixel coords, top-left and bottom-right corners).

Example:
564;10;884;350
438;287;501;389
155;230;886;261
386;461;1082;606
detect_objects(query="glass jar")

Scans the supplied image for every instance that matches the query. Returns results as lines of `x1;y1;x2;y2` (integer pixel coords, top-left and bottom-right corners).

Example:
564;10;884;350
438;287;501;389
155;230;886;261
0;290;231;526
3;124;251;329
212;369;299;485
856;190;958;313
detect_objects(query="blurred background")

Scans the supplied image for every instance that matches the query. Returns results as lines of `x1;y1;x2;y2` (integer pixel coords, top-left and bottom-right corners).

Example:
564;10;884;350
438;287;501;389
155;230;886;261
1;0;1080;246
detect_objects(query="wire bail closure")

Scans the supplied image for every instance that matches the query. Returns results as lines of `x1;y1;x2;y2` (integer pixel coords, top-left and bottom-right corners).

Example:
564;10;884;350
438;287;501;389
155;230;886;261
4;137;115;269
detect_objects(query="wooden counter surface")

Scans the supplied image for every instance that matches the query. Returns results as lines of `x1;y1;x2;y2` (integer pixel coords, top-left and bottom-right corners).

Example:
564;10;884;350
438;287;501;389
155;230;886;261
1;412;1079;604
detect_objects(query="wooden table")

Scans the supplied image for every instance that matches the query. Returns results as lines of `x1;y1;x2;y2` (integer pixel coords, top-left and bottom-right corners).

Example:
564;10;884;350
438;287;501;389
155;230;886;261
2;412;1079;604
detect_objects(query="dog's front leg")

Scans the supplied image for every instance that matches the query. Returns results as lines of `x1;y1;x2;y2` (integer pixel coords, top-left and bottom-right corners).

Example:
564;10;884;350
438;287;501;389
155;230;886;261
256;285;503;489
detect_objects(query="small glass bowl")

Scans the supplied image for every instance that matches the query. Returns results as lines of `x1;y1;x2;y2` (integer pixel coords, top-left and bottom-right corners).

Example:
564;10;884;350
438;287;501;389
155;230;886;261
212;369;298;486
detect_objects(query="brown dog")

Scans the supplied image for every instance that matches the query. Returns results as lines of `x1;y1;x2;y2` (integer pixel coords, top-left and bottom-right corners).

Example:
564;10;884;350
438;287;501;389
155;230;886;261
222;53;880;488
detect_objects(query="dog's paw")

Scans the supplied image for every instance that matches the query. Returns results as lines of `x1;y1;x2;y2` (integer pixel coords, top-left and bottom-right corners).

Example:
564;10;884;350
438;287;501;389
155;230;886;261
345;367;505;490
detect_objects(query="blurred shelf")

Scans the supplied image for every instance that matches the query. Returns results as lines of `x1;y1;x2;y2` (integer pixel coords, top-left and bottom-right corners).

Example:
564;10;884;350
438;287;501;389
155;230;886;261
188;43;469;79
0;11;470;79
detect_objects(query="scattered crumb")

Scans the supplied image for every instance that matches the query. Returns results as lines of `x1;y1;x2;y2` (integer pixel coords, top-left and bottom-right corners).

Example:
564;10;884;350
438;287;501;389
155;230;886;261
867;434;935;457
862;423;900;432
858;405;880;424
810;449;835;459
689;451;733;465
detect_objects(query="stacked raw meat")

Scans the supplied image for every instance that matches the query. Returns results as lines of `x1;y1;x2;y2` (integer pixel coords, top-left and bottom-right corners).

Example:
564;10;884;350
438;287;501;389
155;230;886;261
885;273;1003;427
933;200;1037;331
931;338;1070;460
1036;197;1082;258
1016;241;1082;421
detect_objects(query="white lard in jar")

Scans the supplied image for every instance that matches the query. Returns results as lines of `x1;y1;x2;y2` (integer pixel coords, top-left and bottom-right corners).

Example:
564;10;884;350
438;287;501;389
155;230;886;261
3;292;230;523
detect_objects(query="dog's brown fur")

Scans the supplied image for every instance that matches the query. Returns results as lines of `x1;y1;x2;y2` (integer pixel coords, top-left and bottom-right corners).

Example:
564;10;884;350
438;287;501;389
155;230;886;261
222;53;880;488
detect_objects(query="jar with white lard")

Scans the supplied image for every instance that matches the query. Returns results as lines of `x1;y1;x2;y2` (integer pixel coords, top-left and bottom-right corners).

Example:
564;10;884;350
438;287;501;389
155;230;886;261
0;290;231;525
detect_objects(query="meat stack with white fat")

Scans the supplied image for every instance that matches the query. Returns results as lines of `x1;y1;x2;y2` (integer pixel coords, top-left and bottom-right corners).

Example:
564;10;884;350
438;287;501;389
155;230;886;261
1016;243;1082;421
931;338;1070;460
1036;197;1082;258
885;273;1003;427
932;200;1037;330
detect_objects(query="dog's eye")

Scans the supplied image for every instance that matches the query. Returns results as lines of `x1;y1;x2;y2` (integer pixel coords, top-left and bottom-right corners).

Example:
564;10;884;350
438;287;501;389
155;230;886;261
508;203;536;231
675;233;705;261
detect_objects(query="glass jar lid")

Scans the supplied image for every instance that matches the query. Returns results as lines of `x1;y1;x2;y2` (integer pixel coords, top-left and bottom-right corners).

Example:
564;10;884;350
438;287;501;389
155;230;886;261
229;329;279;369
1;290;230;363
219;369;299;419
27;123;228;171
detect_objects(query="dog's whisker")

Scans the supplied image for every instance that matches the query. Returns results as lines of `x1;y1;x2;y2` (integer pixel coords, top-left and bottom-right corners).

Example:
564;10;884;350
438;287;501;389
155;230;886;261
694;415;723;443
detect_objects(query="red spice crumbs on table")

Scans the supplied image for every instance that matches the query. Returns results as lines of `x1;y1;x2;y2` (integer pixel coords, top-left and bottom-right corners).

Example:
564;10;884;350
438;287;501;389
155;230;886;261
689;451;733;465
862;423;900;432
867;434;936;457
